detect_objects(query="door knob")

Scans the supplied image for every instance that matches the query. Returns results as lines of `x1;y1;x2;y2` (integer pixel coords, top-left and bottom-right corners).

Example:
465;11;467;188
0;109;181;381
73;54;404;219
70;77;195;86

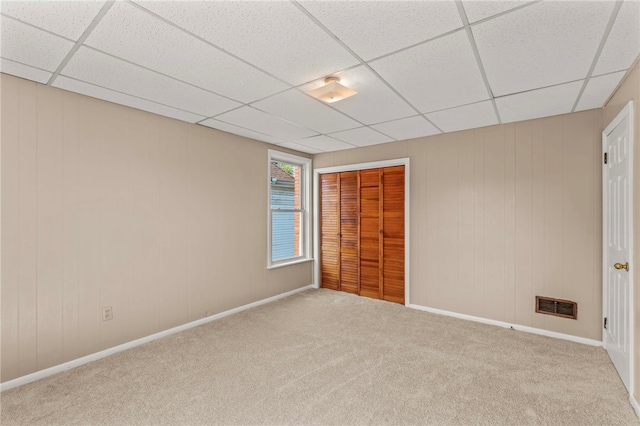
614;262;629;271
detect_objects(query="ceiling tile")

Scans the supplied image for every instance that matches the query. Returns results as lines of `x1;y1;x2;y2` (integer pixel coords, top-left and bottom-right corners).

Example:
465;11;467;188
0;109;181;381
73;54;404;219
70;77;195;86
593;0;640;76
329;127;393;147
299;1;462;60
426;101;498;133
0;16;73;71
461;1;535;24
299;65;416;124
473;1;615;97
575;71;626;112
496;81;583;124
251;89;360;134
290;135;355;152
370;30;489;114
371;116;440;141
0;1;105;40
3;0;634;156
53;76;206;123
276;142;323;155
0;58;52;84
215;107;317;141
199;118;283;145
133;1;359;86
85;1;289;104
60;47;241;117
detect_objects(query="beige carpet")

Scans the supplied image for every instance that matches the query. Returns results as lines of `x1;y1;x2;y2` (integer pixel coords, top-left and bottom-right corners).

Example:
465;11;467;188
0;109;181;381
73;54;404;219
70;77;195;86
1;289;637;425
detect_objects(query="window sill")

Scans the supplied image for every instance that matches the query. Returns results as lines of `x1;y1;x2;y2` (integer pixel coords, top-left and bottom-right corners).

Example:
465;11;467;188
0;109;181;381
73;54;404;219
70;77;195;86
267;257;314;270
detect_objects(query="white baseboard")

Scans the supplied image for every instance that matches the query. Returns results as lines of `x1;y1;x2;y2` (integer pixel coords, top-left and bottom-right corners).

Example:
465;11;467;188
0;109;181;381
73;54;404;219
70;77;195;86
407;303;602;347
631;394;640;419
0;284;313;392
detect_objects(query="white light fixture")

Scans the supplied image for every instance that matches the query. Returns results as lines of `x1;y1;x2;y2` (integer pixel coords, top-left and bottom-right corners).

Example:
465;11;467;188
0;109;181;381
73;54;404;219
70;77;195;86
307;76;357;103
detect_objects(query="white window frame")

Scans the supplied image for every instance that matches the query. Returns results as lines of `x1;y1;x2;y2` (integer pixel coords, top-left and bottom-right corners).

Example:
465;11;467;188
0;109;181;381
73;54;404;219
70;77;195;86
267;149;312;269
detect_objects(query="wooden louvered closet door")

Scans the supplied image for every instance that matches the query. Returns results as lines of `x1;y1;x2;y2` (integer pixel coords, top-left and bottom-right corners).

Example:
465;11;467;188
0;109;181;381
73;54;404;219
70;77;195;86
319;173;339;290
320;166;405;304
358;169;381;299
381;166;404;303
338;172;359;294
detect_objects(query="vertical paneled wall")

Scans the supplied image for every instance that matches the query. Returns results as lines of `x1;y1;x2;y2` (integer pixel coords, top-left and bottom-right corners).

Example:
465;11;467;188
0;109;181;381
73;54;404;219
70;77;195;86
315;108;604;341
0;74;312;382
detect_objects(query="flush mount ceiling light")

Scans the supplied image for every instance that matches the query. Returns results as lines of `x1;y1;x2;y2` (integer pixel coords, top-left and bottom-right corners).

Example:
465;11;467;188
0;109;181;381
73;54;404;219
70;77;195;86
307;76;357;103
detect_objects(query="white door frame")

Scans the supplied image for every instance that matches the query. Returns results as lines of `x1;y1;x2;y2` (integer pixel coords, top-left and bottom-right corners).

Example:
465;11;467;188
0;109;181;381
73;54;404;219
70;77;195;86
313;158;411;305
602;100;634;394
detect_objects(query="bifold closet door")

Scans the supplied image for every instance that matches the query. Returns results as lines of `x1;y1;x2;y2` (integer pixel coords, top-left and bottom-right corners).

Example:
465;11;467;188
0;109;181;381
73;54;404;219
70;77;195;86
338;171;359;294
320;173;339;290
319;166;404;304
320;172;359;293
381;166;404;304
358;169;382;299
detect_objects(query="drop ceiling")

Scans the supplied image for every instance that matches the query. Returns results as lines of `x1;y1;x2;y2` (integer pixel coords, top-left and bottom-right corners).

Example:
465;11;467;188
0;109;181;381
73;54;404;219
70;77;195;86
1;0;638;154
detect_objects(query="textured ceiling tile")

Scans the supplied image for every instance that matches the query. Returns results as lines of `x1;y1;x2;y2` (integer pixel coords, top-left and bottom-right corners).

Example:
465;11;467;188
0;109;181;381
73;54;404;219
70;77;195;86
251;89;360;134
199;118;284;145
575;71;626;112
0;58;52;84
60;47;241;117
0;1;105;40
0;16;73;71
426;101;498;133
371;116;440;141
214;107;317;141
276;141;323;155
461;1;535;23
299;65;416;124
133;0;359;85
299;1;462;60
370;30;489;113
329;126;394;147
593;1;640;76
495;81;583;123
473;1;615;97
53;76;206;123
290;135;355;152
4;0;635;155
86;1;289;103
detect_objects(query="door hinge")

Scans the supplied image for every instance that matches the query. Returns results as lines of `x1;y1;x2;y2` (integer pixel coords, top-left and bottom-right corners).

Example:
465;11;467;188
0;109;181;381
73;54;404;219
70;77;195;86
604;317;608;329
604;152;608;164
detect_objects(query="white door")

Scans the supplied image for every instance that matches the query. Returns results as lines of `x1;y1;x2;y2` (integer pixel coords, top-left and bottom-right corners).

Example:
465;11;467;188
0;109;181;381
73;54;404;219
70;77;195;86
603;101;634;393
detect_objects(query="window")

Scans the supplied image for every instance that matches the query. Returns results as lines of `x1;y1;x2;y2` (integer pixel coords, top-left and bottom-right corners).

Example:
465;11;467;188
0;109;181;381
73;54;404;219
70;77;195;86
268;150;311;268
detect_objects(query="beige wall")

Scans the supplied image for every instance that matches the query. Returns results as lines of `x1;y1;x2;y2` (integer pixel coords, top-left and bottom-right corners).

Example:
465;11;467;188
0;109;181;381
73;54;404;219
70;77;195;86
604;58;640;401
315;109;604;341
0;74;312;383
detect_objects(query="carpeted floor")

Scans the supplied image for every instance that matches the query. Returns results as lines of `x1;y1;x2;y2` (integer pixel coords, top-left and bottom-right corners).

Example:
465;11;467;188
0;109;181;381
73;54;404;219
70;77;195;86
1;288;637;425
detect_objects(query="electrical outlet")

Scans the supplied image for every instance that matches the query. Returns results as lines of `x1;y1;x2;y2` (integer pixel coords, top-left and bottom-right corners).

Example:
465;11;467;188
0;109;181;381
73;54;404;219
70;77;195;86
102;306;113;321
